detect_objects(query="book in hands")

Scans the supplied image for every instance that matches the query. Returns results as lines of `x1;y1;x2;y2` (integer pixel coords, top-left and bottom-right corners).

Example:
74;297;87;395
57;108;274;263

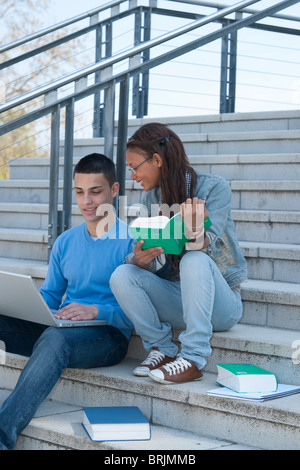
129;213;212;255
82;406;151;441
216;363;278;393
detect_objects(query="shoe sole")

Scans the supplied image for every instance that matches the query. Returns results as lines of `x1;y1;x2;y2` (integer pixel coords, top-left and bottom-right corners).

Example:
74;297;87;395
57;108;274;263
149;372;203;385
133;369;150;377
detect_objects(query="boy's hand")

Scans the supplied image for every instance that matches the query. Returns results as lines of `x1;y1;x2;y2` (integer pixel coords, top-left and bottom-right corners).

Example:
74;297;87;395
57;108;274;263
55;303;98;321
131;240;163;270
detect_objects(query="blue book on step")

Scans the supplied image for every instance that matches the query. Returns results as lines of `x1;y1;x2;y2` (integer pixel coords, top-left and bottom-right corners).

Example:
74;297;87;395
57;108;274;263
82;406;151;441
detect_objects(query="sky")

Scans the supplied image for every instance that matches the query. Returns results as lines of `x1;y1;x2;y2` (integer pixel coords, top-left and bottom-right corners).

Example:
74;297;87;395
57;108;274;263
49;0;300;24
3;0;299;137
44;0;300;121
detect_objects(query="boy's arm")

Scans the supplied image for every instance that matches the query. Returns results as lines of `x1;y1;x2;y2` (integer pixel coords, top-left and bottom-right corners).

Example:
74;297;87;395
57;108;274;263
94;303;133;332
40;239;67;311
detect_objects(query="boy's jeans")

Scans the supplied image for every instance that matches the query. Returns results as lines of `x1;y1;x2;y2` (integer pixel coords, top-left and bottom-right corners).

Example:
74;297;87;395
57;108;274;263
111;251;243;370
0;317;128;450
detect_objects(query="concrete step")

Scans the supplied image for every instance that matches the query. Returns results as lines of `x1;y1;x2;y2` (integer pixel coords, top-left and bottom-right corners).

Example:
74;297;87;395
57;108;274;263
1;178;299;213
126;318;300;385
0;228;48;261
0;180;142;205
232;209;300;244
126;110;300;136
0;203;83;230
230;180;300;211
0;252;299;334
240;279;300;331
180;130;300;156
1;216;299;282
0;206;299;276
240;241;300;284
1;352;299;450
1;264;296;367
58;129;300;160
126;180;300;210
9;153;300;182
0;257;47;287
126;206;300;245
0;179;65;204
0;390;256;450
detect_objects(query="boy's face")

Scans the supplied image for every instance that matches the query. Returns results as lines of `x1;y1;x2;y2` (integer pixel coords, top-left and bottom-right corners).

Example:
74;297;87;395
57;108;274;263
74;172;119;234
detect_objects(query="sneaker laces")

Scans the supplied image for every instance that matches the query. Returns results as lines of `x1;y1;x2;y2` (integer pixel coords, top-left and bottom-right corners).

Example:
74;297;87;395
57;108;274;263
141;349;165;367
162;357;192;376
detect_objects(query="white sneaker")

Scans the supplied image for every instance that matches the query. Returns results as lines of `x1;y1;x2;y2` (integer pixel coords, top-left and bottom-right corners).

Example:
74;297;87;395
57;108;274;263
133;347;176;377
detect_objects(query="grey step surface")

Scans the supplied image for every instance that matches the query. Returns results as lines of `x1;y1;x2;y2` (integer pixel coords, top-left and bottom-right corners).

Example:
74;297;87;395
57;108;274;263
232;210;300;244
0;203;84;229
0;256;299;329
0;207;299;259
9;153;300;181
125;110;300;135
1;232;300;283
49;129;300;159
0;389;259;451
240;241;300;283
1;353;299;450
126;321;300;385
1;179;299;215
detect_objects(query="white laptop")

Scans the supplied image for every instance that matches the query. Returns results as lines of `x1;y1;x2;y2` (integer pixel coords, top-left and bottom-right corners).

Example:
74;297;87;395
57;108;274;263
0;270;107;328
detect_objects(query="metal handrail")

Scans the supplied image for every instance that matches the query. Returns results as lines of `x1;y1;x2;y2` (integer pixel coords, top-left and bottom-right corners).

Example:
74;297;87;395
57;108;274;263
2;0;299;56
172;0;300;22
0;0;126;54
0;0;265;114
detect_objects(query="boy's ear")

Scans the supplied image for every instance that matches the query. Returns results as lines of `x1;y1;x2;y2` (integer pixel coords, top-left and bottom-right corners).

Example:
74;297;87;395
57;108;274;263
111;182;119;198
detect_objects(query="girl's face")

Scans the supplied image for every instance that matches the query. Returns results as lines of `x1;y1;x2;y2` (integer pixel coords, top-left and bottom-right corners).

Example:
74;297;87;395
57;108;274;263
126;148;162;192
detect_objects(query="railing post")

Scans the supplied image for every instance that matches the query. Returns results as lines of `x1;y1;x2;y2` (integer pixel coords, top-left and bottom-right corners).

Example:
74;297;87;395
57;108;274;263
93;19;113;138
103;82;115;161
93;18;103;138
48;105;60;261
63;98;74;232
115;76;129;218
132;7;151;118
116;76;129;198
219;16;239;114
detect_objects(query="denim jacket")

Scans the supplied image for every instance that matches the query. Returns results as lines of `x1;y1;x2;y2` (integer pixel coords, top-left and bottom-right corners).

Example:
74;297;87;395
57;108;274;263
139;172;247;288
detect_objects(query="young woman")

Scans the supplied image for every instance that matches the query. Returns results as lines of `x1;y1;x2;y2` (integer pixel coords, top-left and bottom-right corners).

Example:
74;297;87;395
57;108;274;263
110;123;247;385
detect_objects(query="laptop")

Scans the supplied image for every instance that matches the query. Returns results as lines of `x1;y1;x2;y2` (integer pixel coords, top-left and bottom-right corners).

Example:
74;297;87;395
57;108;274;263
0;270;107;328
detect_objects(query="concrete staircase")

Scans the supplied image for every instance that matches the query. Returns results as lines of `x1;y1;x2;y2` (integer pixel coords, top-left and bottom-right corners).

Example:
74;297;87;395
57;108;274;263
0;110;300;450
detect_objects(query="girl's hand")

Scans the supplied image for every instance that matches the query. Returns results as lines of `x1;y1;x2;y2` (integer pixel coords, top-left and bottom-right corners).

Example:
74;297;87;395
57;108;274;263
181;197;209;231
131;240;163;270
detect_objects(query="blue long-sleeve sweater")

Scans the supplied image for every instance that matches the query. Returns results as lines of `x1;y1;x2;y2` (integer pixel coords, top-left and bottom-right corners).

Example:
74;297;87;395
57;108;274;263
40;219;134;339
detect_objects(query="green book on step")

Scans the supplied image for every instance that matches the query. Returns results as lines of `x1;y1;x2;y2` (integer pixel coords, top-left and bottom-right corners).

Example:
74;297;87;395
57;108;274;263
216;363;278;393
129;213;212;255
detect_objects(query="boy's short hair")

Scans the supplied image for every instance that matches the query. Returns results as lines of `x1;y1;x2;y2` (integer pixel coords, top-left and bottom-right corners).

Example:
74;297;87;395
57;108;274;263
73;153;116;187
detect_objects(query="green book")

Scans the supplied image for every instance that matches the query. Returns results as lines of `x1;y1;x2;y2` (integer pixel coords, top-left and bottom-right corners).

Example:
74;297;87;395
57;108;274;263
129;213;212;255
216;363;278;393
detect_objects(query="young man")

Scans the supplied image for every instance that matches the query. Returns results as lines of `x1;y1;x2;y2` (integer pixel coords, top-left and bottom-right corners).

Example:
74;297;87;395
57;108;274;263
0;153;133;450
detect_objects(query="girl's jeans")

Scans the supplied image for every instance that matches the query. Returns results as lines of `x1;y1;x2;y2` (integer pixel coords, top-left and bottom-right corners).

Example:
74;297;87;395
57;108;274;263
110;251;243;370
0;318;128;450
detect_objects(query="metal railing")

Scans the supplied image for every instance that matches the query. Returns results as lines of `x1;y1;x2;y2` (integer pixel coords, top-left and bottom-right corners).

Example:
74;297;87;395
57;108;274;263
0;0;299;259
